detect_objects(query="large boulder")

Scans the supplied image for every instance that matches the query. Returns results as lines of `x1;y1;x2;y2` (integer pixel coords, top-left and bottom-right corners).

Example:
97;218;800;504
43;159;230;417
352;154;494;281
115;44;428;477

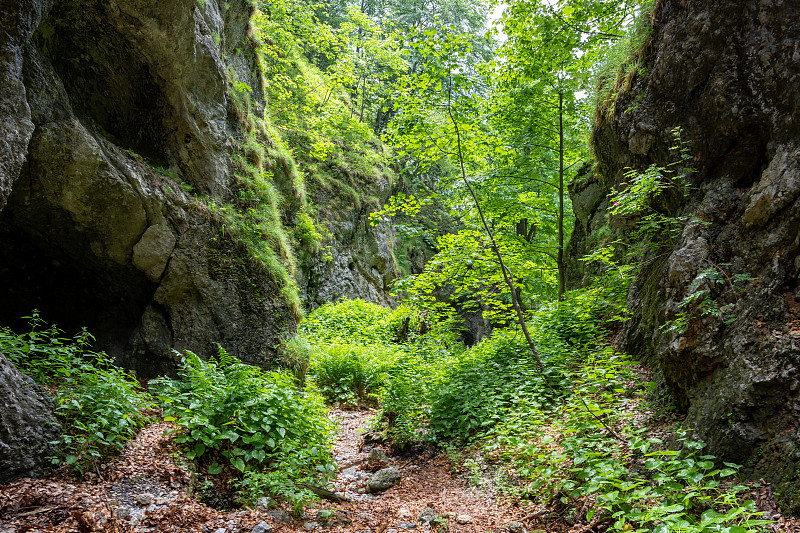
568;0;800;513
0;351;61;483
0;0;296;376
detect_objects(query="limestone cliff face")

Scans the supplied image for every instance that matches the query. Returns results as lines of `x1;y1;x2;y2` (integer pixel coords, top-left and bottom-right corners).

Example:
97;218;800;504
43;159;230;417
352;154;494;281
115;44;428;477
0;0;398;376
299;207;399;310
569;0;800;512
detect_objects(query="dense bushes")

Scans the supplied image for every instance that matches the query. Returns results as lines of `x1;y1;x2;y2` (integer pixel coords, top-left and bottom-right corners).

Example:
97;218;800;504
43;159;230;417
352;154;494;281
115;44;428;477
309;342;403;405
300;296;771;532
0;314;336;511
151;347;335;511
299;298;406;345
0;314;152;473
299;299;429;409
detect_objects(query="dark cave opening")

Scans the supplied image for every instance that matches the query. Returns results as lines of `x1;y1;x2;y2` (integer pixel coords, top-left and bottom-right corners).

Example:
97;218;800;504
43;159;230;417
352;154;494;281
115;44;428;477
0;191;157;369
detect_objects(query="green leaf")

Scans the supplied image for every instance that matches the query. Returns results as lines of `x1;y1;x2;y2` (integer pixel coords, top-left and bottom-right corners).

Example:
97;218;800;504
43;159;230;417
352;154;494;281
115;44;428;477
231;457;246;472
208;462;222;475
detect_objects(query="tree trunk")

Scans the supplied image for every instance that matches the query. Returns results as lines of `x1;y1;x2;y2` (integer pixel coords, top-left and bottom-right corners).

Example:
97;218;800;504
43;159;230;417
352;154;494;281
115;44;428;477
447;86;548;377
557;91;565;301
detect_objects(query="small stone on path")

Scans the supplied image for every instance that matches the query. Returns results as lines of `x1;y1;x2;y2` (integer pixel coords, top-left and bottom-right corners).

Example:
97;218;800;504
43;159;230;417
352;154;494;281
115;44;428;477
251;521;272;533
303;521;319;531
417;507;438;525
367;448;389;470
256;497;271;509
135;493;154;505
456;514;473;524
504;521;525;533
367;466;401;492
268;509;291;523
398;507;412;520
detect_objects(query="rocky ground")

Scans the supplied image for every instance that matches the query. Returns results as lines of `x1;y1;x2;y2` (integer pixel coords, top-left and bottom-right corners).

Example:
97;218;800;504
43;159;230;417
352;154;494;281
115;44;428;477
3;407;800;533
1;408;798;533
0;410;539;533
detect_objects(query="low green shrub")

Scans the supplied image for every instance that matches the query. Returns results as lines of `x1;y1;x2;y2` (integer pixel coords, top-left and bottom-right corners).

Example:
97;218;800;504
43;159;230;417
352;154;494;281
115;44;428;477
0;314;152;473
426;326;573;443
376;352;433;446
151;347;335;508
309;342;404;406
278;335;313;385
299;298;406;344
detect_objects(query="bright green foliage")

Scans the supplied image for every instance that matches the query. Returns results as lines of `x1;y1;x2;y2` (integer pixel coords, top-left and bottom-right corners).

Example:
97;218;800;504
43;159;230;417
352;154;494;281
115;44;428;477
253;0;400;196
427;328;569;442
277;335;314;384
299;299;435;407
393;228;557;323
484;344;771;532
422;292;609;443
151;348;335;506
298;299;456;442
309;342;404;405
299;299;406;345
376;353;435;446
0;314;152;474
609;128;693;233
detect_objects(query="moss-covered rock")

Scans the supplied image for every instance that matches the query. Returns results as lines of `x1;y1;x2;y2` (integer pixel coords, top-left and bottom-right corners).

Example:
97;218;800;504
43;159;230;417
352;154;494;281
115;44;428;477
0;0;298;375
568;0;800;510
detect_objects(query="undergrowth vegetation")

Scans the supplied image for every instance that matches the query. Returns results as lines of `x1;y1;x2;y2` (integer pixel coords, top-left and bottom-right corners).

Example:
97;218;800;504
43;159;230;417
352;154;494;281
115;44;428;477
0;314;335;512
0;313;152;474
151;347;335;514
299;291;772;532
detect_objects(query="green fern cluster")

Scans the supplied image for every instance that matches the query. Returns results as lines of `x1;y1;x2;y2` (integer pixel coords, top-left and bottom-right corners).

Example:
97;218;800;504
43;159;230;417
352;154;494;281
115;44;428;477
151;347;335;505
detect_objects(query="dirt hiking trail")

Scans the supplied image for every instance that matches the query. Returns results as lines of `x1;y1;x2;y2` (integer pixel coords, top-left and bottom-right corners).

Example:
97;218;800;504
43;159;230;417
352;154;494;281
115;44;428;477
0;409;542;533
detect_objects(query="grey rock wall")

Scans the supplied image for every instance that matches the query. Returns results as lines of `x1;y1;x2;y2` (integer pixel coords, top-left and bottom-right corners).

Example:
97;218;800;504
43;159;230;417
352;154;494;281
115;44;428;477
569;0;800;513
299;212;399;310
0;0;296;376
0;351;61;483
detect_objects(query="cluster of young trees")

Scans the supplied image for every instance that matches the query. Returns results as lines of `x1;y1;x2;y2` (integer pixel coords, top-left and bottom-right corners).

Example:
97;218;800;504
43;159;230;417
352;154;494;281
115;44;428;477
255;0;650;320
383;0;647;316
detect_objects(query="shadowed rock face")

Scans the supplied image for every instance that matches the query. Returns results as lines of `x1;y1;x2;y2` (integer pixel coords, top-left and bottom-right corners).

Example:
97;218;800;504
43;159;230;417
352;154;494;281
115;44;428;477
568;0;800;512
0;0;403;378
0;0;294;376
0;351;62;483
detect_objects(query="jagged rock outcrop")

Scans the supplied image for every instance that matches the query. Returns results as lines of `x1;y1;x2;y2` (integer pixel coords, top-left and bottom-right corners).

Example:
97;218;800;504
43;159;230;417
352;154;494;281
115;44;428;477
299;198;399;309
0;0;298;376
569;0;800;513
0;0;403;377
0;351;62;482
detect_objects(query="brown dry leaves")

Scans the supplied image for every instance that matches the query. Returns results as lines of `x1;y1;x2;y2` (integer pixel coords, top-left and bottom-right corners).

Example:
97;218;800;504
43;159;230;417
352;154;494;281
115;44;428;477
1;407;797;533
